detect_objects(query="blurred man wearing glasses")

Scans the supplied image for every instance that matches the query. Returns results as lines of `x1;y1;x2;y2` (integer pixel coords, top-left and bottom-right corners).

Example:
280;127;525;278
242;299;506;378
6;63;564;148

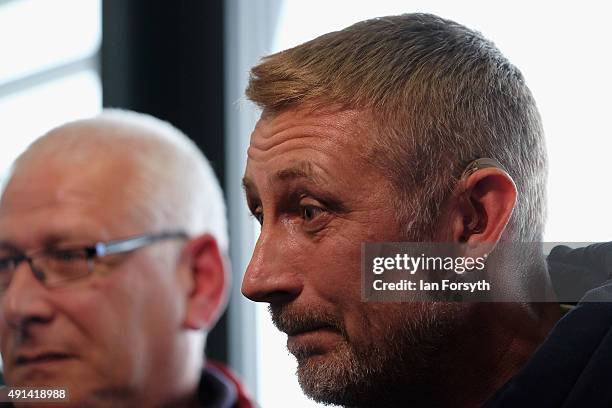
0;110;254;407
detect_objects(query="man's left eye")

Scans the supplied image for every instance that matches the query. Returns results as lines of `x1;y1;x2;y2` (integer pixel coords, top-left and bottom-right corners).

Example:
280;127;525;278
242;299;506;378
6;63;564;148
301;205;325;222
50;249;86;262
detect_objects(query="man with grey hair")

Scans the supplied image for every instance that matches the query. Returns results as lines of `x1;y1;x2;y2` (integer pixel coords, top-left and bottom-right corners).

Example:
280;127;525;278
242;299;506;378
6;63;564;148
0;110;254;407
241;12;612;408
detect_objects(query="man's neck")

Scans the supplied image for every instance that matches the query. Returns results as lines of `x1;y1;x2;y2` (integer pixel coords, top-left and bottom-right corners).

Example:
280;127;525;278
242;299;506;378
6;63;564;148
436;301;562;408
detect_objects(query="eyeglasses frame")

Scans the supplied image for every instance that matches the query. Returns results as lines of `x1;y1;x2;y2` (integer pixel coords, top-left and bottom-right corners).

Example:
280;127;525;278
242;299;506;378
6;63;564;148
0;230;189;289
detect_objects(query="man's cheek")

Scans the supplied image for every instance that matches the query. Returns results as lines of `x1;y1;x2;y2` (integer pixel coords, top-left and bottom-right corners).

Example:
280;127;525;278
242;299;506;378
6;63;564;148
325;249;362;283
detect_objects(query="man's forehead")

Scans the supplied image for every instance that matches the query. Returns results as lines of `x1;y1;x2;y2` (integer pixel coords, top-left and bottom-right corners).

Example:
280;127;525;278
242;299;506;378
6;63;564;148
0;150;141;238
251;106;367;145
2;174;105;213
247;107;372;170
243;107;382;194
5;152;132;200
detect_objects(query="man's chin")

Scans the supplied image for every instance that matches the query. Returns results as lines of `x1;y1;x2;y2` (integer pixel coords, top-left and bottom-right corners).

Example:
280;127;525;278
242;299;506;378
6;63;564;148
7;366;72;389
292;337;427;408
293;343;370;407
6;370;100;407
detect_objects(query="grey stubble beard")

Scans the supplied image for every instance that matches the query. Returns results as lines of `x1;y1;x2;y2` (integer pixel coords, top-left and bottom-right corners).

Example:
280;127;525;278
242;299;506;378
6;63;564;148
273;301;462;408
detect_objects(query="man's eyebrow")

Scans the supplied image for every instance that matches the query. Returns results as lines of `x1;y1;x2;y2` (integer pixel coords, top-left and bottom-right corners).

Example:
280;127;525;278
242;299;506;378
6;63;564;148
242;176;256;195
0;241;21;253
41;233;73;247
0;232;95;254
242;161;327;195
272;161;326;184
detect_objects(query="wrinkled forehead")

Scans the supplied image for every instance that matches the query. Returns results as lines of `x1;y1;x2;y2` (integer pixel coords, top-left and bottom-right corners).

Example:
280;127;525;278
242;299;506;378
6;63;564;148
243;106;397;206
247;107;376;169
252;106;366;141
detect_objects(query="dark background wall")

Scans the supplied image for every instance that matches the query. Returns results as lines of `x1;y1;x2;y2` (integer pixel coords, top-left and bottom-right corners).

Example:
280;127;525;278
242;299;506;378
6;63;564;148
101;0;228;363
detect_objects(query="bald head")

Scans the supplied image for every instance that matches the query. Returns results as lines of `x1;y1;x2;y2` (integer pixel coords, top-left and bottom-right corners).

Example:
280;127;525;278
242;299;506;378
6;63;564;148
4;109;227;251
0;110;230;406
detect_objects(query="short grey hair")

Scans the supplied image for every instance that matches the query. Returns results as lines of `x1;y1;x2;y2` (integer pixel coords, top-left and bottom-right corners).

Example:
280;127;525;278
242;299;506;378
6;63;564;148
246;13;547;242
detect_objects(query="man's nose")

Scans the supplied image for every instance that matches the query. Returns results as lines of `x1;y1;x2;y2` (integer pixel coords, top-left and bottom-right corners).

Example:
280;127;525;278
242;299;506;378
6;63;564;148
241;227;303;304
1;262;54;329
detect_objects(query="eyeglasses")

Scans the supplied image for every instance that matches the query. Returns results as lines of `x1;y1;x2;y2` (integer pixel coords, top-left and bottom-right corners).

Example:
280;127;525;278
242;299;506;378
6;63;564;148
0;231;188;291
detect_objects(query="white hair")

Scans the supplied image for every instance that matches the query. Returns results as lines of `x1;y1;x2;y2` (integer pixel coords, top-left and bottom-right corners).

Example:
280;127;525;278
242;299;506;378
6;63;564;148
15;109;228;252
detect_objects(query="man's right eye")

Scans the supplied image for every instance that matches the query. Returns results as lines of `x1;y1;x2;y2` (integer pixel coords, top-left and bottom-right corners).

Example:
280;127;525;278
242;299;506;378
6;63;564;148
49;249;87;262
0;257;17;272
251;207;264;225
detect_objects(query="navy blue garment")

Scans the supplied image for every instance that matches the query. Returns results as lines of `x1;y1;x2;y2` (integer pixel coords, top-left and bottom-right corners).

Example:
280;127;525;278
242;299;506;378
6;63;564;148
485;244;612;408
547;243;612;303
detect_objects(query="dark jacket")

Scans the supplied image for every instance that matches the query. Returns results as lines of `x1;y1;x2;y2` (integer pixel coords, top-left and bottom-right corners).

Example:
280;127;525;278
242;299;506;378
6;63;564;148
485;243;612;407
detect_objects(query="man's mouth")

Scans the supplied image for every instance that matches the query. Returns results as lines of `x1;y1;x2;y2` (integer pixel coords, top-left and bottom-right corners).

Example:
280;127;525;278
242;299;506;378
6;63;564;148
14;352;74;366
269;304;346;356
285;324;344;359
284;323;338;337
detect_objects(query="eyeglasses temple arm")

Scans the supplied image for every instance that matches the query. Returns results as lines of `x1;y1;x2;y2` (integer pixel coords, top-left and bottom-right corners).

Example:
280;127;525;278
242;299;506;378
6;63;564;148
95;231;188;257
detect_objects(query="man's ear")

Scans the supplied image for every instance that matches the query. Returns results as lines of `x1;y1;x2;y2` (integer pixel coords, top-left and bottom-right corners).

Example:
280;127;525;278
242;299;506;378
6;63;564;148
447;167;517;245
181;234;229;331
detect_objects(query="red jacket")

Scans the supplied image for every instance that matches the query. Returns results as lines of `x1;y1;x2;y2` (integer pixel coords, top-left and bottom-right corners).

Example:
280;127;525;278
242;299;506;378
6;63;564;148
200;360;257;408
